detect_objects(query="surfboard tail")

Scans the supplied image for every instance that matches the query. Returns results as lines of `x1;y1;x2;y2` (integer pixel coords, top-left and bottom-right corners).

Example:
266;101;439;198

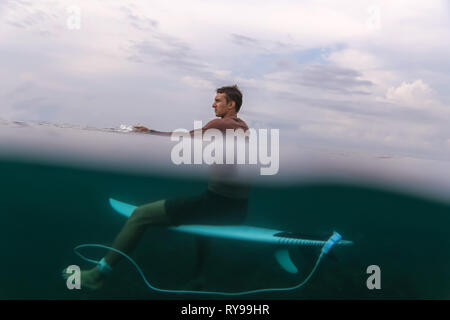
273;233;352;274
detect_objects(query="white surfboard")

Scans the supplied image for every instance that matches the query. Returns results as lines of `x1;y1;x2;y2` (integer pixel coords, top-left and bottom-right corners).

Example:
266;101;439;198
109;198;353;274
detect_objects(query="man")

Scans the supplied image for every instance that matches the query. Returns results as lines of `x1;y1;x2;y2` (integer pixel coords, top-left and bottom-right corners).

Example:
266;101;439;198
72;85;250;290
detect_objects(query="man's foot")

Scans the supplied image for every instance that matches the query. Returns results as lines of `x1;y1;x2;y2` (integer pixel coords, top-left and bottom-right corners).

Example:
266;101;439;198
62;267;106;290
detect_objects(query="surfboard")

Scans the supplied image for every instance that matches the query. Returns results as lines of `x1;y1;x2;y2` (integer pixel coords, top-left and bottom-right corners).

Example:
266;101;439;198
109;198;353;274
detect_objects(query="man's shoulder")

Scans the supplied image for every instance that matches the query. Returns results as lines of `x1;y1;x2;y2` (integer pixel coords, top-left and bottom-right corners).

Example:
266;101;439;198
205;117;248;131
231;117;249;131
203;118;223;129
206;118;223;125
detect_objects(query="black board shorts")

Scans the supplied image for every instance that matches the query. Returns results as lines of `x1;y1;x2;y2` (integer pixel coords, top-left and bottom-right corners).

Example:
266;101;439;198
164;190;248;226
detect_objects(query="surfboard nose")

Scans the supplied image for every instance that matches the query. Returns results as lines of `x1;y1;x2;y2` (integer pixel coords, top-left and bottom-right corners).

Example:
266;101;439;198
109;198;137;218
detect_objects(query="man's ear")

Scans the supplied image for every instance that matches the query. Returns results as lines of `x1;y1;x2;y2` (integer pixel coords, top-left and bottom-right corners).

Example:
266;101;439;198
229;100;236;110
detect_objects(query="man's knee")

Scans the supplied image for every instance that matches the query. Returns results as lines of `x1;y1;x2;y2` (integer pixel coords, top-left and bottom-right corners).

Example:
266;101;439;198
128;200;169;225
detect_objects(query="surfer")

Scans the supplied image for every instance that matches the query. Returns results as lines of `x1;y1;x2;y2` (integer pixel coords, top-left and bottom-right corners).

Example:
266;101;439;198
69;85;251;290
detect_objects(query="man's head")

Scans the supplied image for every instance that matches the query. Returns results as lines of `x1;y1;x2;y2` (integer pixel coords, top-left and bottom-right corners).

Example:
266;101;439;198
213;85;243;118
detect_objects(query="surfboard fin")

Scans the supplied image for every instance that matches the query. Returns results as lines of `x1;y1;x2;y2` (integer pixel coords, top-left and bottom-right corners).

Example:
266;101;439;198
274;248;298;274
109;198;137;218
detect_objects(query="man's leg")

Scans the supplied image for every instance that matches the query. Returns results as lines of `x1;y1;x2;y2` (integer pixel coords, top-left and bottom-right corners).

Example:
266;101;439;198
182;237;210;290
70;199;170;290
193;237;210;278
104;200;170;267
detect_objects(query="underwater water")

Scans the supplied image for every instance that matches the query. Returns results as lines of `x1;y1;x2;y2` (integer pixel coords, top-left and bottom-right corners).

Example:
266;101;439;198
0;120;449;300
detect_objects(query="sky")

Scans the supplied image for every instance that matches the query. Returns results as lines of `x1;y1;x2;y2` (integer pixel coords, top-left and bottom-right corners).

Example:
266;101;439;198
1;0;450;161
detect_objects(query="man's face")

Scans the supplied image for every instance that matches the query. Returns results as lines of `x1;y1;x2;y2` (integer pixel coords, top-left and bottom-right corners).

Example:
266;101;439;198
212;93;234;117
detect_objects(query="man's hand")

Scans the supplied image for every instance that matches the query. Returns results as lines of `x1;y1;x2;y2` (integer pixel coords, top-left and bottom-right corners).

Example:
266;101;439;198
132;126;151;133
132;126;173;136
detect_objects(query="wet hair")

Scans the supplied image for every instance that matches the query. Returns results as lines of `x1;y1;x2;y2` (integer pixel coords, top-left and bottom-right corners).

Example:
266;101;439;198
216;85;243;112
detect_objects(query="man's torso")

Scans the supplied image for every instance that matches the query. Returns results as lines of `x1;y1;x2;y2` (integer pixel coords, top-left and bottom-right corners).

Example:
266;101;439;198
202;117;250;199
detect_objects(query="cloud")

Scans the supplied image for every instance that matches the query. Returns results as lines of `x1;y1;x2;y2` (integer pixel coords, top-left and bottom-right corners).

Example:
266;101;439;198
231;34;259;47
181;76;215;89
129;38;222;85
258;63;373;95
3;81;34;100
7;21;25;28
384;80;437;108
119;5;158;31
327;49;380;71
2;0;59;35
229;33;269;52
296;64;373;94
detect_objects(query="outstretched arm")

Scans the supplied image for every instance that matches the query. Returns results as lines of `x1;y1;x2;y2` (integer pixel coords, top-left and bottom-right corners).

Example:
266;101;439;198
133;119;221;136
132;126;171;136
132;125;201;136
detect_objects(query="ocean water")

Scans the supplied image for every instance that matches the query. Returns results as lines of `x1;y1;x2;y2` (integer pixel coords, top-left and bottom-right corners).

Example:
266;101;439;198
0;120;449;299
